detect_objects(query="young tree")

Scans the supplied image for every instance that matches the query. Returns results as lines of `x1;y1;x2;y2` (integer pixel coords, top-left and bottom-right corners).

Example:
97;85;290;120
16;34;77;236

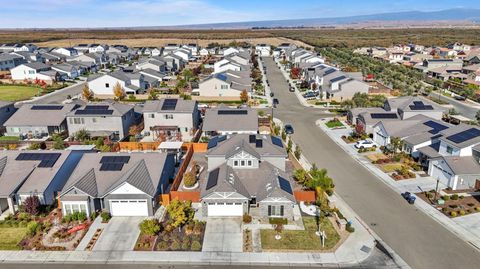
113;82;126;100
293;169;308;185
82;84;93;101
166;199;194;229
390;137;403;156
75;129;89;142
23;196;41;215
240;89;249;103
139;219;161;236
294;145;302;160
52;134;65;149
307;168;334;191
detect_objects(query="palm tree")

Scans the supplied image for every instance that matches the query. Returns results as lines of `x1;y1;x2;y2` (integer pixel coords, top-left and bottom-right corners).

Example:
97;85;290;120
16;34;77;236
306;168;333;191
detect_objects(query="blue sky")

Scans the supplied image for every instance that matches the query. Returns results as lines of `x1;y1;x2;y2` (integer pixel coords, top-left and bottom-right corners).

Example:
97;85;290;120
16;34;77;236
0;0;478;28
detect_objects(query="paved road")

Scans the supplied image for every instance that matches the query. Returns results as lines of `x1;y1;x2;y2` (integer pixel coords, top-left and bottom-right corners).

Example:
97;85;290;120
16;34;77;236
429;91;480;120
22;81;85;105
263;57;480;269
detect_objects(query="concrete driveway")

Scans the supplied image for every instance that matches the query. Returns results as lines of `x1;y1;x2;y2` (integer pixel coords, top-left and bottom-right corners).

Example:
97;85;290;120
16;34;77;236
93;217;144;251
202;218;242;252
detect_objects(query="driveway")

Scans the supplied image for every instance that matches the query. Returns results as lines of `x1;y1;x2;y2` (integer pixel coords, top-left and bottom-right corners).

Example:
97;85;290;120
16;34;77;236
93;217;144;251
202;218;242;252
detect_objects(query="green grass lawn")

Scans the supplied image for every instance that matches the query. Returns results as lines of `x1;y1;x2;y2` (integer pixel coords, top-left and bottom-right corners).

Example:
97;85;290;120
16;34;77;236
0;136;19;141
0;227;27;250
260;217;340;251
326;120;344;128
380;163;404;173
0;85;42;101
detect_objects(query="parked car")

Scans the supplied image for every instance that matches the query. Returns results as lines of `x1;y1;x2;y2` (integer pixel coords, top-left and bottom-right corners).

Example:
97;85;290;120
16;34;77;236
284;124;294;134
273;98;279;105
303;91;317;100
454;95;466;101
401;192;416;204
354;140;376;149
270;92;274;97
289;86;295;92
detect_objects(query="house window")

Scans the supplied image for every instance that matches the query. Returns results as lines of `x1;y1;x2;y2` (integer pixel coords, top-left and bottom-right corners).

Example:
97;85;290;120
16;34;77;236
268;205;284;217
221;85;228;90
149;114;155;118
241;160;245;166
234;160;239;166
28;70;35;75
92;118;97;123
164;114;173;119
446;145;453;154
72;118;84;124
105;83;110;88
247;160;252;166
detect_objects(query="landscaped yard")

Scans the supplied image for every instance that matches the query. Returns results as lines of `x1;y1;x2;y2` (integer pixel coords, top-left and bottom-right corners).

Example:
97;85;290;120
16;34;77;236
0;227;28;250
380;163;404;173
260;217;340;251
0;136;20;141
0;85;42;101
325;119;344;128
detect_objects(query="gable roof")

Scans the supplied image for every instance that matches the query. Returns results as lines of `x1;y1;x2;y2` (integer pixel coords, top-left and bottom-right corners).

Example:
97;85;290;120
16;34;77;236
143;98;197;113
206;134;286;158
4;104;78;127
203;106;258;132
66;101;133;117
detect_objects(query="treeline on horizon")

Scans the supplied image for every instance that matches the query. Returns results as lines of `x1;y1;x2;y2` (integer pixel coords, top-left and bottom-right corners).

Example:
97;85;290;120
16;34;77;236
0;28;479;48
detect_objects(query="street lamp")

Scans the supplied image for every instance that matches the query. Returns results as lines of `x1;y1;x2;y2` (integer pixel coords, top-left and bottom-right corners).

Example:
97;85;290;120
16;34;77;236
434;177;440;202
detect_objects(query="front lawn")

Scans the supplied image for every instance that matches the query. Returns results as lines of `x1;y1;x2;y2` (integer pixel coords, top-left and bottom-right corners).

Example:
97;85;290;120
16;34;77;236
0;136;20;141
0;85;42;101
0;227;28;250
260;217;340;251
326;119;344;128
380;163;404;173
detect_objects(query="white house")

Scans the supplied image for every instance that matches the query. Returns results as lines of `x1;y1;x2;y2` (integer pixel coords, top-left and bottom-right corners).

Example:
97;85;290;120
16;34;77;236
223;47;240;56
0;53;25;71
173;48;192;62
255;44;271;56
87;71;147;96
197;72;251;98
52;47;78;57
199;48;209;57
10;62;58;83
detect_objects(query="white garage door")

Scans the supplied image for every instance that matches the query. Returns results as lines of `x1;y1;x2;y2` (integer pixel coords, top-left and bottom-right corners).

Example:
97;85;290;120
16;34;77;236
109;199;149;216
431;164;453;187
207;202;243;217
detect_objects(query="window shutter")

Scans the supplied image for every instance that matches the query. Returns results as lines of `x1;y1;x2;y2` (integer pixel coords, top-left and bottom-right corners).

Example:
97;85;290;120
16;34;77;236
268;205;271;216
280;205;284;216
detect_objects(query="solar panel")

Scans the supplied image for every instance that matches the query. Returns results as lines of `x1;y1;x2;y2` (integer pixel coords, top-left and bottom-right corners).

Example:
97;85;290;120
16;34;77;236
330;75;347;83
100;156;130;164
446;128;480;144
217;135;227;143
100;163;124;171
249;134;256;143
255;139;263;148
424;120;449;134
161;99;178;111
409;101;433;110
75;109;114;115
207;137;218;149
16;153;61;168
371;113;398;119
217;110;248;115
206;168;219;190
31;105;63;110
278;177;293;194
324;68;336;75
85;105;109;110
271;136;283;148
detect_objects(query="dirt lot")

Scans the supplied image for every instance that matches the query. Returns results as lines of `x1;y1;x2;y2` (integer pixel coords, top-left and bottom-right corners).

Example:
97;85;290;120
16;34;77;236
34;37;312;49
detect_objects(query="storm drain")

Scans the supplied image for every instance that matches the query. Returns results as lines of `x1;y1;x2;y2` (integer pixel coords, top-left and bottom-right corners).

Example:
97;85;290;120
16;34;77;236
360;245;372;253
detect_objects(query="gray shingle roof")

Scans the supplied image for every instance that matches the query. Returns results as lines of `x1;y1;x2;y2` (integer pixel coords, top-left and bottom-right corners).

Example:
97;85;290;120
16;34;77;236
4;104;78;127
442;156;480;175
203;106;258;133
207;134;287;158
143;98;197;113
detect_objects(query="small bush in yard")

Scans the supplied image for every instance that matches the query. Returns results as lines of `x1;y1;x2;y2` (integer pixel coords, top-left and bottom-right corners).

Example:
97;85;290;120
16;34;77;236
183;172;196;187
157;241;168;250
27;221;40;236
90;212;97;220
101;211;111;222
442;195;450;201
459;210;466;216
346;223;355;233
459;195;465;199
451;194;459;200
139;219;161;236
181;239;190;250
170;241;181;251
191;240;202;251
450;211;458;217
476;207;480;212
243;213;252;224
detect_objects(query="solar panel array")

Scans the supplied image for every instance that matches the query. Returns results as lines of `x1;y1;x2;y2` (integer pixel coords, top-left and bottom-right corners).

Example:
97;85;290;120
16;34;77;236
31;105;64;110
324;68;336;76
446;128;480;144
16;153;61;168
99;155;130;171
271;136;283;148
217;110;248;115
161;99;178;111
207;137;218;149
255;139;263;148
206;168;219;190
330;75;347;83
278;177;293;194
75;109;114;115
371;113;398;119
249;134;257;143
85;105;109;110
409;101;433;110
424;120;449;134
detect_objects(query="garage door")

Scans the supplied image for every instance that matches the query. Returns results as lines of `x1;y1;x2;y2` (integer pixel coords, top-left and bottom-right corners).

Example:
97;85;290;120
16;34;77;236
207;202;243;217
109;199;149;216
431;164;453;187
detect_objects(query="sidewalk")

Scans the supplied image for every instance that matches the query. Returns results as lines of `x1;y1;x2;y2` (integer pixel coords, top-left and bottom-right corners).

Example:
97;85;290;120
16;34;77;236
316;118;480;250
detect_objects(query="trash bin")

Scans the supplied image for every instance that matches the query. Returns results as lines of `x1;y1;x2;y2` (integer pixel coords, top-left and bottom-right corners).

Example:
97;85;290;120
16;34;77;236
408;196;416;204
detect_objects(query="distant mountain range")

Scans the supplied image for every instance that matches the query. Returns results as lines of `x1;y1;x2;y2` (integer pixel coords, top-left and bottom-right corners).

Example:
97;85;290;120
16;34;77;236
165;8;480;29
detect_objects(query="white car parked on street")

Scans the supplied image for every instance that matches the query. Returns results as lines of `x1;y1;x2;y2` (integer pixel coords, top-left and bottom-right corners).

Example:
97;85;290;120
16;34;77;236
355;140;376;149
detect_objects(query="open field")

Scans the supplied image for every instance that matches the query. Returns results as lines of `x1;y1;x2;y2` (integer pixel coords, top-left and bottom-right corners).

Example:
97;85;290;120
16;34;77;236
0;227;27;250
34;36;312;49
0;85;41;101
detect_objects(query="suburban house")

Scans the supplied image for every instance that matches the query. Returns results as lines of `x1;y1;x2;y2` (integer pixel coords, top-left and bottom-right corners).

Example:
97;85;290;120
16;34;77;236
52;47;78;57
0;150;83;215
197;72;252;98
10;62;60;83
255;44;271;56
200;134;295;218
0;53;25;71
172;48;192;62
87;71;149;96
66;102;136;141
4;104;78;139
59;152;175;217
162;44;180;55
0;101;16;134
142;99;200;142
203;106;258;136
349;96;447;134
0;43;37;53
223;47;240;56
74;44;108;54
51;63;80;79
136;58;167;73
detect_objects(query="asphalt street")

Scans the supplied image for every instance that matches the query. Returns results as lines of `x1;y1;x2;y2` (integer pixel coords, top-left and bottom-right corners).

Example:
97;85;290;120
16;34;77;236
26;81;85;105
262;56;480;269
428;91;480;120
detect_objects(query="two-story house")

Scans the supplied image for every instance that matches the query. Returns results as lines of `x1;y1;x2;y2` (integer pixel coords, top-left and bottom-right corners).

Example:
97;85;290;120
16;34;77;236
142;99;200;142
200;134;296;219
197;72;251;98
0;53;25;71
10;62;60;83
203;106;258;136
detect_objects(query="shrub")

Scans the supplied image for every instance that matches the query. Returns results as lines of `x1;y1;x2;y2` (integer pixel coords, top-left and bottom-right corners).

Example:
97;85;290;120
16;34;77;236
101;211;111;222
90;212;97;220
139;219;161;236
243;213;252;224
442;195;450;201
170;241;181;251
459;210;466;216
346;223;355;233
18;220;28;227
181;239;190;250
27;221;40;236
475;207;480;212
450;211;457;217
459;195;465;199
23;196;41;215
183;172;196;187
426;192;434;199
157;241;168;250
191;240;202;251
18;212;30;221
269;218;288;225
451;194;459;200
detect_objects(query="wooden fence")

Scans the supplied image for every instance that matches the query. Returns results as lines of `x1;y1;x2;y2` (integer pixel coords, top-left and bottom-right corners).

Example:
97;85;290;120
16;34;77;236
170;191;201;203
293;190;316;202
118;141;160;151
170;144;194;192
